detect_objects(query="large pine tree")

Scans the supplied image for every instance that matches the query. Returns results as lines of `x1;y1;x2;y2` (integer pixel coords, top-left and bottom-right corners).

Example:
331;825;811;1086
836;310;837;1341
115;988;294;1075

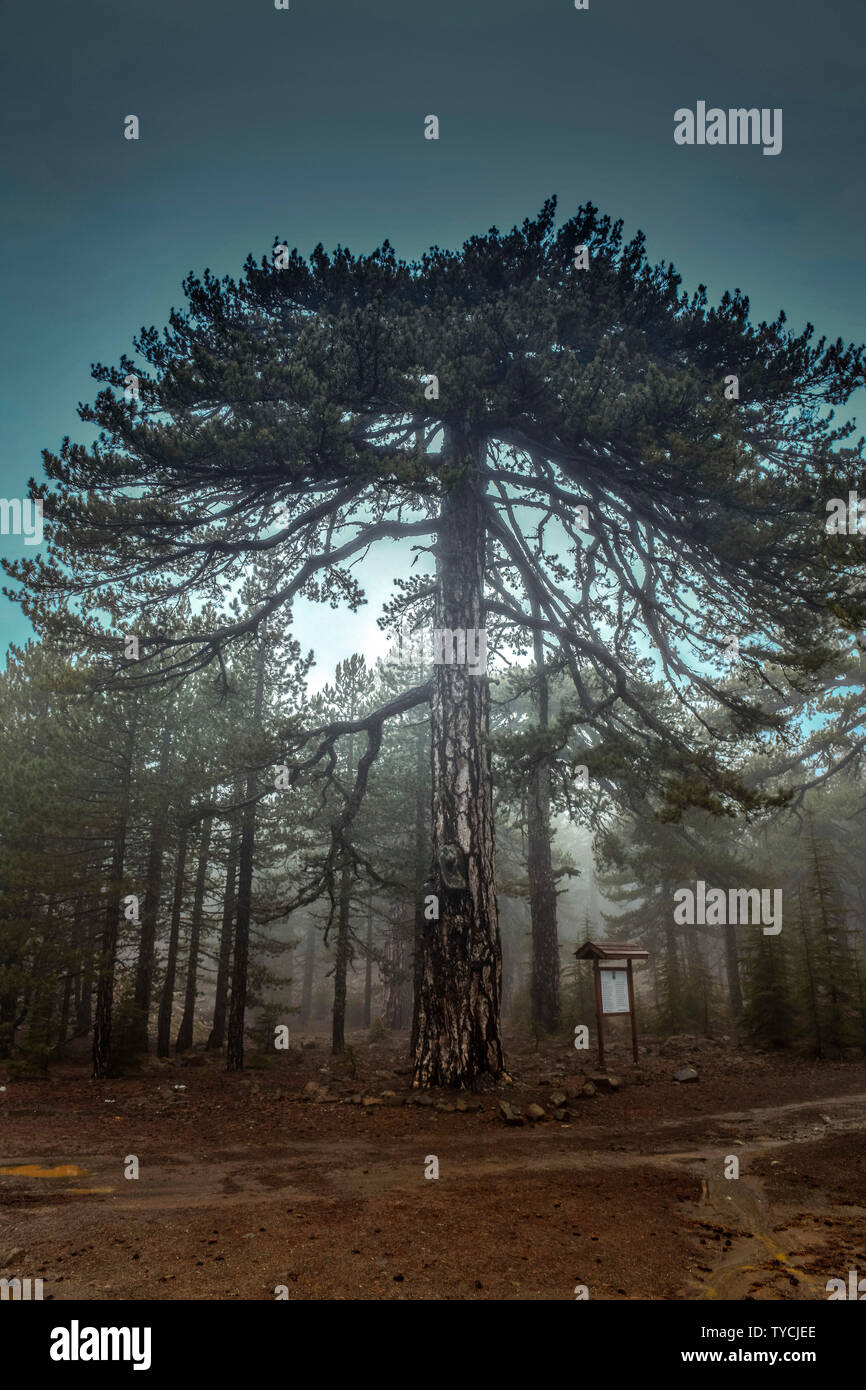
8;199;865;1087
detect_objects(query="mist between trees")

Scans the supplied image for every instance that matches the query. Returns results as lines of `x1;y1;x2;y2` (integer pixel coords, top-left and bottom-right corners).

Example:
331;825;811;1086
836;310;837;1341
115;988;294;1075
2;200;865;1085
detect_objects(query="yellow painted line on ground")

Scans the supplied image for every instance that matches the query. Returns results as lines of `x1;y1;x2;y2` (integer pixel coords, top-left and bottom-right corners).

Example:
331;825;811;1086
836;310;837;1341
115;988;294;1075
0;1164;88;1178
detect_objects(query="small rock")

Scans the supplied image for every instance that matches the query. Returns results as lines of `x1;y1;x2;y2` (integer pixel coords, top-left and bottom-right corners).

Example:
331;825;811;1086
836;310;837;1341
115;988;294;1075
499;1100;524;1125
581;1081;597;1097
1;1248;25;1267
548;1091;568;1109
526;1103;546;1122
362;1095;384;1107
554;1108;571;1122
455;1097;482;1113
380;1090;397;1099
673;1065;699;1083
588;1073;620;1092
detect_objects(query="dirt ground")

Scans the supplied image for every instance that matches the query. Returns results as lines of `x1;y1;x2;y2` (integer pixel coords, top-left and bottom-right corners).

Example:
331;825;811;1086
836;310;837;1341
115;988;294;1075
2;1030;865;1301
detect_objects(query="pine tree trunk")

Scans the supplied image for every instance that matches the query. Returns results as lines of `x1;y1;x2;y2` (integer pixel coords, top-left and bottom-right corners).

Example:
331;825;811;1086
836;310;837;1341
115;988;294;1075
385;919;406;1030
227;639;267;1072
331;856;353;1054
300;918;316;1026
92;713;136;1079
176;813;212;1053
363;896;374;1029
410;713;430;1053
528;615;559;1033
413;432;503;1088
56;972;73;1057
76;906;95;1038
724;921;743;1016
206;791;241;1050
156;821;190;1058
131;718;173;1052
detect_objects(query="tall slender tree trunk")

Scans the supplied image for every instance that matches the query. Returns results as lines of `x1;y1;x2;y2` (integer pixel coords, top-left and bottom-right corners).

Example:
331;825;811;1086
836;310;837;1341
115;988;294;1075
331;728;355;1055
724;921;743;1016
410;710;429;1054
363;895;374;1029
300;918;316;1026
528;610;559;1033
385;918;406;1030
227;639;267;1072
413;431;503;1088
176;813;212;1052
76;902;96;1038
332;856;353;1054
93;712;136;1079
56;972;73;1057
131;717;173;1052
206;791;241;1050
156;821;190;1058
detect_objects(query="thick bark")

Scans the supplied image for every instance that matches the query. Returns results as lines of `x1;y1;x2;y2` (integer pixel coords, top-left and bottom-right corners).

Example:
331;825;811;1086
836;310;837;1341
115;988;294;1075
413;433;503;1088
528;615;559;1033
206;791;241;1050
92;714;136;1079
300;918;316;1026
176;813;213;1052
131;718;173;1053
156;821;190;1058
227;639;267;1072
410;713;429;1053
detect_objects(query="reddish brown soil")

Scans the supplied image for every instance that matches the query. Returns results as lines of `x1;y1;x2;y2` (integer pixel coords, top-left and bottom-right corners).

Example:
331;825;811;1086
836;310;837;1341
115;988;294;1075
2;1031;865;1301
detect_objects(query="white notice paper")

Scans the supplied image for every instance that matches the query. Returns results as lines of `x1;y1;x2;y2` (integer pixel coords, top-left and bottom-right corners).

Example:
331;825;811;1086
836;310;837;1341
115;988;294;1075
600;968;629;1015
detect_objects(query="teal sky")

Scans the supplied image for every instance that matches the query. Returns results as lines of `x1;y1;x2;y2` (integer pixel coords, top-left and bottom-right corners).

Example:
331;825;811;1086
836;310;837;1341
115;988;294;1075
2;0;864;682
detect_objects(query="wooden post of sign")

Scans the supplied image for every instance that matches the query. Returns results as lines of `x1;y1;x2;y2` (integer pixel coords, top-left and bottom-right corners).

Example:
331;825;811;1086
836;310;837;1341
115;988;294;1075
627;958;639;1062
593;957;605;1067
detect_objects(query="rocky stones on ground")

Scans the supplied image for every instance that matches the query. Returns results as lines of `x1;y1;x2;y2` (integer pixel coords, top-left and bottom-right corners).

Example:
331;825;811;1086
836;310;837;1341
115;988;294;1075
499;1100;524;1125
673;1065;699;1083
548;1091;568;1109
362;1095;383;1107
526;1103;546;1121
553;1108;571;1122
455;1097;482;1113
581;1081;597;1097
588;1073;621;1092
1;1248;25;1267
